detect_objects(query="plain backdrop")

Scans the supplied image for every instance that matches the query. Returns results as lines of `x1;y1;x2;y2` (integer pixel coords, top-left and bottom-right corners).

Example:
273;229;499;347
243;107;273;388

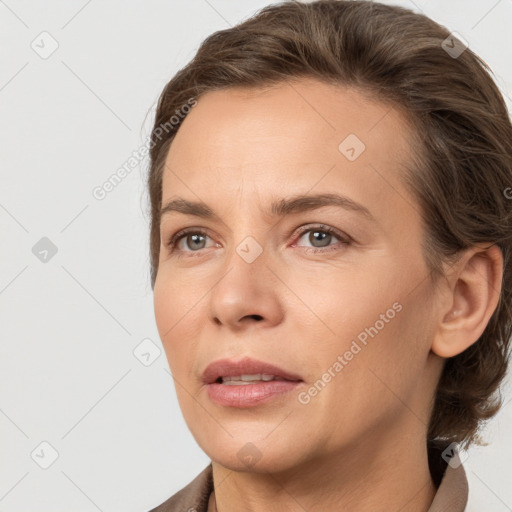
1;1;511;511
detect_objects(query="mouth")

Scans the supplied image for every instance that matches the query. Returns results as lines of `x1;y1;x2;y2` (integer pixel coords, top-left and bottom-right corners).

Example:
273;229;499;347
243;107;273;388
202;357;304;408
202;356;303;385
217;374;294;385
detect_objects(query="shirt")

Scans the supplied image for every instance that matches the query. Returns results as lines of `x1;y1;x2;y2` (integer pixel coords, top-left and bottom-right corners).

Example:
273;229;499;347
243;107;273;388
148;441;469;512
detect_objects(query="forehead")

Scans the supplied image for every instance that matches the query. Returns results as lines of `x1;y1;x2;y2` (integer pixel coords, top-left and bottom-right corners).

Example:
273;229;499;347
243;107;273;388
161;78;418;225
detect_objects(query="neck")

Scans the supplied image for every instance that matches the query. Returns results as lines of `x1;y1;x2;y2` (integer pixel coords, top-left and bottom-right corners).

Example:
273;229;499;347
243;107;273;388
210;430;437;512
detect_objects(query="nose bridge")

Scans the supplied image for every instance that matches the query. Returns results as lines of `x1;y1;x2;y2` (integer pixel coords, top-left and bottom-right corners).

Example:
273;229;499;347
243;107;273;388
222;226;270;288
234;232;266;266
229;205;282;275
223;195;270;266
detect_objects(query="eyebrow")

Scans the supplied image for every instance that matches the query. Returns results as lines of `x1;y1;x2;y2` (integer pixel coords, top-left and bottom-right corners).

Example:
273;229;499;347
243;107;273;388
160;193;376;224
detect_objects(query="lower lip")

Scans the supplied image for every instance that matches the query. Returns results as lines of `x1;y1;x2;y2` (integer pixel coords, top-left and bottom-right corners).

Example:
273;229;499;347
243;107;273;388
206;380;302;408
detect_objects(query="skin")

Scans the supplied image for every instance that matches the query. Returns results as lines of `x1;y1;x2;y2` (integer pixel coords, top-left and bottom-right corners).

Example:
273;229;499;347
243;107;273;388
153;77;503;512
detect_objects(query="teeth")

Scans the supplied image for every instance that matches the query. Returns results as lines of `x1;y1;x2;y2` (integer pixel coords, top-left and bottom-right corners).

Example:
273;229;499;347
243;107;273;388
221;374;284;384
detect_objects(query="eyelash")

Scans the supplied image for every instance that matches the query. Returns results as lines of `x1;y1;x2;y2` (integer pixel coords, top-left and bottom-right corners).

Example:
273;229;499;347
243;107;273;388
165;224;351;257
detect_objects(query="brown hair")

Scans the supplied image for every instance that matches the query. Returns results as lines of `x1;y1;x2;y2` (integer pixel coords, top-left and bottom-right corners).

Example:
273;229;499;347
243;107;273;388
146;0;512;448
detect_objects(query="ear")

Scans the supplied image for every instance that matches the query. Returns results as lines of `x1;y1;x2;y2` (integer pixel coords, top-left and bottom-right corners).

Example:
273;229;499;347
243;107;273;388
431;243;503;358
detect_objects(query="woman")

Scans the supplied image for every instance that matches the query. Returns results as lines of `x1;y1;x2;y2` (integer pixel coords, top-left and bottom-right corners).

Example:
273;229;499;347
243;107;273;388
146;1;512;510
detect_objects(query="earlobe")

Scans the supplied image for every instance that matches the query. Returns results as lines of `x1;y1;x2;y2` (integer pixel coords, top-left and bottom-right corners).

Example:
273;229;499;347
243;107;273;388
431;244;503;359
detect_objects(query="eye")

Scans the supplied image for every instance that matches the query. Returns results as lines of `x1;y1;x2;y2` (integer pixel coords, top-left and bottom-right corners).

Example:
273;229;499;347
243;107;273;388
165;228;215;253
292;224;350;253
164;224;351;257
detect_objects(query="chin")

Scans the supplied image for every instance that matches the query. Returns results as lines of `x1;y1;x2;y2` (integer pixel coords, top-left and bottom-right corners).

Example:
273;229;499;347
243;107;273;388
193;429;308;474
211;450;298;474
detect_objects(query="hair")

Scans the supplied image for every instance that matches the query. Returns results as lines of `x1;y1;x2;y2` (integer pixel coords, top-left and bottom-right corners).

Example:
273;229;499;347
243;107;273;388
146;0;512;449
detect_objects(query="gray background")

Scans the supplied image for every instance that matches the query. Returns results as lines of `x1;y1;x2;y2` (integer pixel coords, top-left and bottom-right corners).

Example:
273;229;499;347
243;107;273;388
1;1;511;511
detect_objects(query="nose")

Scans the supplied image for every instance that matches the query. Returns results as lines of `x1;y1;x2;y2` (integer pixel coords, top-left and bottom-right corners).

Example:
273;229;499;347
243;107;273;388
208;242;285;330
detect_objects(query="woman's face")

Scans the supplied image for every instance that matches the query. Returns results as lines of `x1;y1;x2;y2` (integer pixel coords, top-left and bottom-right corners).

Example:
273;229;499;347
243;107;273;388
153;77;443;473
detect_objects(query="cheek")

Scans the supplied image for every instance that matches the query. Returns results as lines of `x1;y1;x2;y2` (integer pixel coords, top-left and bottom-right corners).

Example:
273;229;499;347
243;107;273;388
153;267;205;334
326;289;434;416
287;266;399;349
153;280;178;345
294;263;430;394
298;307;427;447
153;276;201;373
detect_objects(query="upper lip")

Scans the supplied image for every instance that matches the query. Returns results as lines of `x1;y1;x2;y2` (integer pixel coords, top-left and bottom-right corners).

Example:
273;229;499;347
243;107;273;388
202;357;303;384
